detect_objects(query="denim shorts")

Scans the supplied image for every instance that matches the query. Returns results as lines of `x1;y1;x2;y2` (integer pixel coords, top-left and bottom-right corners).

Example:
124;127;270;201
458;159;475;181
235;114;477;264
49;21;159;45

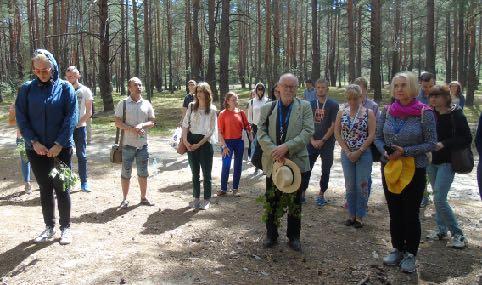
121;145;149;179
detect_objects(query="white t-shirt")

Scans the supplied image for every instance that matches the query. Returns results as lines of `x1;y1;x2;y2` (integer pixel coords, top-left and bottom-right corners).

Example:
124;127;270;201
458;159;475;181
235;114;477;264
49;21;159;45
182;103;218;145
114;96;155;149
248;96;269;125
75;83;93;127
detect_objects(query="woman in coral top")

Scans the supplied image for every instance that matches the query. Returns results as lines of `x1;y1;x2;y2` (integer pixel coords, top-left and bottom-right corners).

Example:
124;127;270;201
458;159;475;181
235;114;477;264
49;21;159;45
218;92;253;196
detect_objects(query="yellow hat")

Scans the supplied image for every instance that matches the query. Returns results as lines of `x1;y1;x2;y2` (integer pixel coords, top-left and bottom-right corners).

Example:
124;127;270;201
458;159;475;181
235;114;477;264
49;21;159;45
272;158;302;193
384;157;415;194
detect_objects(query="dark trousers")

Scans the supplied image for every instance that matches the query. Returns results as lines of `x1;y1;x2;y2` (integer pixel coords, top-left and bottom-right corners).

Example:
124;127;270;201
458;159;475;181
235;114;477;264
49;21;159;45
27;148;72;229
478;162;482;200
382;166;425;256
265;172;309;241
302;144;334;193
187;133;213;199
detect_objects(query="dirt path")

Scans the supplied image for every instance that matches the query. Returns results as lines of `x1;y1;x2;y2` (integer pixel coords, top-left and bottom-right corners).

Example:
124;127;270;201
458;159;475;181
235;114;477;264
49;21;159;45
0;124;481;285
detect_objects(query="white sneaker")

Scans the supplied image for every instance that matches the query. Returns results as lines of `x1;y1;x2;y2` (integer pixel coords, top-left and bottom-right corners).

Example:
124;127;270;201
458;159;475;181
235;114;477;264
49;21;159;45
119;200;129;209
34;227;55;243
25;183;32;194
447;234;467;249
59;228;72;245
201;199;211;210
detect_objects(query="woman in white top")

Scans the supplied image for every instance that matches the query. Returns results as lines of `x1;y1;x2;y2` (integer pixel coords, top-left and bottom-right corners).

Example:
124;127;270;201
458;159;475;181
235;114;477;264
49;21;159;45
247;82;268;172
182;82;217;210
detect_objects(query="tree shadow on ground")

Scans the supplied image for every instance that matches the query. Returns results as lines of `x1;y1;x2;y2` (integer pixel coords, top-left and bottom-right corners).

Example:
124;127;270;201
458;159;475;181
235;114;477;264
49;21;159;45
0;241;54;278
0;195;41;207
71;204;140;224
157;181;194;194
140;207;196;235
156;158;189;172
418;241;480;283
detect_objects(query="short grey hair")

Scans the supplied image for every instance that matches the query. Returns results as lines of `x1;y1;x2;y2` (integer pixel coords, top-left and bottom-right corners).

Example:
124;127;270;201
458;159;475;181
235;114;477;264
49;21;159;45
278;73;299;86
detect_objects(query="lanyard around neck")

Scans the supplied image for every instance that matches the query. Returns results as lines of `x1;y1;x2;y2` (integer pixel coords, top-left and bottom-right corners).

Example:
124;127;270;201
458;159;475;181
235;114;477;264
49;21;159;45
348;106;361;132
278;102;293;136
316;98;327;112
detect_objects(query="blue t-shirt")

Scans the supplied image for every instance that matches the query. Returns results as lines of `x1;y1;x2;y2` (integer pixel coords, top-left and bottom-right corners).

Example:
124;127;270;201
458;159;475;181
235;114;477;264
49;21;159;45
303;88;317;102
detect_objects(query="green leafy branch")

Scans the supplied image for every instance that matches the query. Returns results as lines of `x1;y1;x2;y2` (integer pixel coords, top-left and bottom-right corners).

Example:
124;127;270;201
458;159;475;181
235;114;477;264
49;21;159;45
49;159;79;192
15;139;27;161
256;184;301;226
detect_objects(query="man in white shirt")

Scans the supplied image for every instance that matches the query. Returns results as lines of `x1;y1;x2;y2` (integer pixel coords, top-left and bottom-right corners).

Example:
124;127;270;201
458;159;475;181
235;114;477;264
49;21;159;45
66;66;93;192
114;77;155;208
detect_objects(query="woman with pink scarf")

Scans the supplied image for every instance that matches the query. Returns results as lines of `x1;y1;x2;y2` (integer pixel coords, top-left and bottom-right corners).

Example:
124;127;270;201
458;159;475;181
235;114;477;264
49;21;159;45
374;72;437;273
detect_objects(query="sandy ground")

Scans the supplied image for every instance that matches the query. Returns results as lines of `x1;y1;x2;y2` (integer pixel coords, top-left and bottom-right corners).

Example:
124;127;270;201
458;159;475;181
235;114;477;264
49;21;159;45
0;123;481;285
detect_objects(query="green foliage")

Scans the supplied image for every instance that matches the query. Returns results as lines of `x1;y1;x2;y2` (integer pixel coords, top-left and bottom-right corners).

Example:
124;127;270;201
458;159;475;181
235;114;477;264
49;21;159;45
256;184;301;226
49;159;79;192
15;139;27;162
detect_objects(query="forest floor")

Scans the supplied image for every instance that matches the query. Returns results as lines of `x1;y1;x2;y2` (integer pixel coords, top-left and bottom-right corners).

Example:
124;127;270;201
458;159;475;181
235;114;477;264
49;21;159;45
0;119;481;285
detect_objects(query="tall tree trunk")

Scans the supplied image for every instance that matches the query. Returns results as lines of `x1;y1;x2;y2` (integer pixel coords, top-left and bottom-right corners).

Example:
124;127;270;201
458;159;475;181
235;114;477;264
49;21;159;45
466;0;477;106
445;11;452;83
425;0;436;75
132;0;140;76
408;11;414;70
311;0;320;81
184;0;191;85
206;0;217;100
219;0;230;102
457;1;465;85
272;0;280;82
191;0;202;81
238;6;246;88
52;0;59;57
452;10;458;80
120;0;126;95
143;0;151;100
98;0;114;111
125;0;131;81
370;0;382;101
43;0;49;49
166;0;173;93
391;0;400;78
264;0;272;86
347;0;355;83
355;6;362;77
256;0;262;82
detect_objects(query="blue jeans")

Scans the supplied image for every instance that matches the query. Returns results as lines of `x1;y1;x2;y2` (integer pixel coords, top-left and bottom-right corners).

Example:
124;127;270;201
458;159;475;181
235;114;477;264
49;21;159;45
16;138;30;182
73;127;88;184
221;139;244;192
302;143;335;194
478;161;482;200
427;163;463;236
340;149;373;218
122;145;149;179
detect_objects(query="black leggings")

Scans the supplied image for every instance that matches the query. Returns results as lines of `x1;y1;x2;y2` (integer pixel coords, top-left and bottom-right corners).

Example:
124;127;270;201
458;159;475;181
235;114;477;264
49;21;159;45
382;166;425;255
27;148;72;229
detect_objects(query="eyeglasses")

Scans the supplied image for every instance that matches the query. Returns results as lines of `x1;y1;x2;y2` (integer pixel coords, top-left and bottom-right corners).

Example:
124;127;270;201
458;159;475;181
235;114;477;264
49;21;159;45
33;68;52;75
281;84;298;90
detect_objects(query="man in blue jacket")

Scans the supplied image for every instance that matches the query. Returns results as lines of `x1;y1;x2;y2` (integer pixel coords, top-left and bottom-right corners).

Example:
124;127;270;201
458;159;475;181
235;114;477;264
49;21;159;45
16;49;78;245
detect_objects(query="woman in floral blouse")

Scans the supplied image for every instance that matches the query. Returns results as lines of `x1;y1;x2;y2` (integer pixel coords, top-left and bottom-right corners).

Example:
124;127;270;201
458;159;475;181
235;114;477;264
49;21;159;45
334;84;376;228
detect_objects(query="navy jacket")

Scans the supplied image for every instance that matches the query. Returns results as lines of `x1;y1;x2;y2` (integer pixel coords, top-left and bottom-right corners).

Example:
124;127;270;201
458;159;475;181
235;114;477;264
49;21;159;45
15;49;78;149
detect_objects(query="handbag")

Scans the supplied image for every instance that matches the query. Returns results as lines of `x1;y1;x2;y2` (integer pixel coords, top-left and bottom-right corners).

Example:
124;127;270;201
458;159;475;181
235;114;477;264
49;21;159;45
177;103;192;155
450;113;474;174
251;101;277;170
110;100;126;164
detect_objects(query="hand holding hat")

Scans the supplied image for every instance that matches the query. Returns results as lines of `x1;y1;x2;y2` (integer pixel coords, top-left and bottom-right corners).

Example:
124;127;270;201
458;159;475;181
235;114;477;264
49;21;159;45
272;158;302;194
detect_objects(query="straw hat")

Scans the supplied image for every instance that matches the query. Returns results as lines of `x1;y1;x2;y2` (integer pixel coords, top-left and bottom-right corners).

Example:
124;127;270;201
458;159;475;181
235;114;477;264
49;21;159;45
272;158;302;193
384;157;416;194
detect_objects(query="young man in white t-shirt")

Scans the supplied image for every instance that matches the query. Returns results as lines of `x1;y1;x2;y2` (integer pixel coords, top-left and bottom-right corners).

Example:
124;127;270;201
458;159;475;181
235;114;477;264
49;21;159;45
66;66;93;192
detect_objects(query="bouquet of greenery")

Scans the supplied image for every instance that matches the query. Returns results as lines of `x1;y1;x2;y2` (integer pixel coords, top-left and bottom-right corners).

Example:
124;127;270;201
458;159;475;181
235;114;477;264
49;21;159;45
256;184;301;226
15;139;28;161
49;158;79;192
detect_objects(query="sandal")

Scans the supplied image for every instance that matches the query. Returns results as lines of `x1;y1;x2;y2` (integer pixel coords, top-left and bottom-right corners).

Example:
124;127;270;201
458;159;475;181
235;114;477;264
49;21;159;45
140;198;155;206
